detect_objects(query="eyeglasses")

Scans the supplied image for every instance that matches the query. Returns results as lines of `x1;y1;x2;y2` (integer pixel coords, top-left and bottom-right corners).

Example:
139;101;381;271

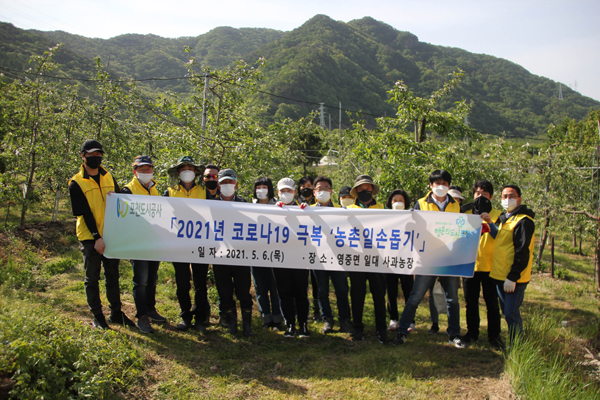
204;174;218;179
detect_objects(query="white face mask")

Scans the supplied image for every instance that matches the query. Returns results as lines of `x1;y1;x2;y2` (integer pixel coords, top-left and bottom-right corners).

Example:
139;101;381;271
432;185;449;198
279;192;295;205
340;198;354;208
501;198;518;212
315;191;331;204
136;173;153;185
179;170;196;183
256;188;268;200
220;183;236;198
392;202;405;210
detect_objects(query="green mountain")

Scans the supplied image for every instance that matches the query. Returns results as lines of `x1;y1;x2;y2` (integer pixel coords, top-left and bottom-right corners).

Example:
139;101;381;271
1;15;597;139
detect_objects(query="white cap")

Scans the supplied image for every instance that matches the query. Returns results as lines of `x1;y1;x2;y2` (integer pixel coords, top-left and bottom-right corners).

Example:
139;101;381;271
448;189;464;200
277;177;295;191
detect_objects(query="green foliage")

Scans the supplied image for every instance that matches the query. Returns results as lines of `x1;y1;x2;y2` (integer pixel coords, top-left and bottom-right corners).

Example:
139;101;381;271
0;296;144;399
554;267;572;281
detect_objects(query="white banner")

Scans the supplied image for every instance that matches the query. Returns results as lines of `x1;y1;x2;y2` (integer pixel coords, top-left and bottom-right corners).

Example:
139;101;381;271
103;194;482;277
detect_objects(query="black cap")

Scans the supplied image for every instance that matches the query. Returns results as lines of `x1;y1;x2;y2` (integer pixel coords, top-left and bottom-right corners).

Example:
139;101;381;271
80;139;104;154
218;168;237;182
133;155;153;168
339;186;352;197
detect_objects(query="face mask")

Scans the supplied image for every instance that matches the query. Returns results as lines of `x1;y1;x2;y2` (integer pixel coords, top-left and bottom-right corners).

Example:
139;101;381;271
340;198;355;208
432;185;449;198
357;190;373;203
179;170;196;183
300;188;313;198
315;191;331;204
205;180;218;190
255;188;268;200
279;192;295;205
392;202;405;210
501;198;518;212
85;156;102;169
473;196;492;215
220;184;236;198
136;173;153;185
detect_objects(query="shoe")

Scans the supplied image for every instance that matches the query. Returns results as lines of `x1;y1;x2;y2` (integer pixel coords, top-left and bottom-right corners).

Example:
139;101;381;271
297;323;310;338
393;333;407;346
388;319;399;331
284;324;296;338
136;315;154;334
192;322;207;332
108;311;136;327
408;322;416;332
219;314;228;328
449;336;466;348
225;309;238;334
313;310;321;322
489;336;506;351
322;317;334;334
176;320;193;331
339;319;353;334
461;333;478;345
377;331;389;344
352;330;364;342
270;322;283;332
147;310;167;323
241;309;254;337
428;324;439;335
92;315;110;330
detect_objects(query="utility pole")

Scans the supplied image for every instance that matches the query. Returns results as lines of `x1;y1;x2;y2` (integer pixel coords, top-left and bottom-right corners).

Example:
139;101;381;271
202;74;210;130
558;83;563;100
319;103;326;128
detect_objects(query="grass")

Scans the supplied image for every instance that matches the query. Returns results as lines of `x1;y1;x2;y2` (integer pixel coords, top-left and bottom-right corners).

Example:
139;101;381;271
0;205;599;398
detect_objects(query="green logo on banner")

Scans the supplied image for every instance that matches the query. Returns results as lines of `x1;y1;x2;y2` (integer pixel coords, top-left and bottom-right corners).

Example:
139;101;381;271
117;198;129;218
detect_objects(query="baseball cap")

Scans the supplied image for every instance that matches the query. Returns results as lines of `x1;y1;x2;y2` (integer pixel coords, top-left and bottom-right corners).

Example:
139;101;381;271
80;139;104;154
339;186;352;197
218;168;237;182
132;155;153;168
277;177;295;191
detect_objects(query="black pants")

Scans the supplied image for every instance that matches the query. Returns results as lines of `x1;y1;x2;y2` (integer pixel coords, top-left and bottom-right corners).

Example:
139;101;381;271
463;271;501;340
131;260;160;318
173;262;209;323
81;240;121;317
386;273;414;321
273;268;309;326
213;264;253;311
350;271;387;333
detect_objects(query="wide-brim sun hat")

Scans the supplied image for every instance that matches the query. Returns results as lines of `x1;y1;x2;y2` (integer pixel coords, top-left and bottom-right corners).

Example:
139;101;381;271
350;174;379;198
167;156;204;176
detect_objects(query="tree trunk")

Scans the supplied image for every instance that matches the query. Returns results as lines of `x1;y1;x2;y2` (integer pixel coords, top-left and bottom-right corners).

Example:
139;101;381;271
579;226;583;256
536;209;550;266
51;187;60;222
419;118;427;142
573;232;577;247
550;236;555;278
20;150;36;226
414;120;419;142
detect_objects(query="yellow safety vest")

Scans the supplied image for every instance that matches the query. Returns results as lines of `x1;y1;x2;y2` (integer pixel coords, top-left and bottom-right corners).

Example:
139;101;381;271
69;165;116;241
417;192;460;213
124;177;159;197
311;202;341;208
347;200;384;209
466;208;502;272
490;214;535;283
167;184;206;199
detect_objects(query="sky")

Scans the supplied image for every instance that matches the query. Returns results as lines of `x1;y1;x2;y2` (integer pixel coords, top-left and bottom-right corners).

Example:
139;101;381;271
2;0;599;101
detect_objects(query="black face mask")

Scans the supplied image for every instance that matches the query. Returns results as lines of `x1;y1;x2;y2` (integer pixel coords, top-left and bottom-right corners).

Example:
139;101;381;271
85;156;102;169
300;188;313;198
357;190;373;203
473;196;492;215
205;180;218;190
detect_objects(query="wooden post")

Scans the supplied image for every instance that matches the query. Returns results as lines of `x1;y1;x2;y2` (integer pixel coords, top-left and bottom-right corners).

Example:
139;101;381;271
550;236;555;278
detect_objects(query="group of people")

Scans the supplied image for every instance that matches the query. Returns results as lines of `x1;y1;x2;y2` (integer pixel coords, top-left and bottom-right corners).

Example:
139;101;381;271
69;139;535;350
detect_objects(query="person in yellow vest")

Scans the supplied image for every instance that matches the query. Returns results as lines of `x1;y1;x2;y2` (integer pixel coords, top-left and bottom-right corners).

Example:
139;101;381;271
486;184;535;343
346;175;388;343
461;180;504;350
163;156;210;332
120;155;166;334
68;139;134;329
394;169;466;348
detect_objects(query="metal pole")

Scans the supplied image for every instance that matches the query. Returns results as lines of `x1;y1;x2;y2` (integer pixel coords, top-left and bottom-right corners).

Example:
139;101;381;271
202;74;209;130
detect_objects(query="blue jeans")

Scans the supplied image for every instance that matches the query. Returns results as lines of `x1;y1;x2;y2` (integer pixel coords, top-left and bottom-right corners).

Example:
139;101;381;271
497;282;528;341
251;267;283;324
312;270;351;321
398;275;461;337
131;260;160;318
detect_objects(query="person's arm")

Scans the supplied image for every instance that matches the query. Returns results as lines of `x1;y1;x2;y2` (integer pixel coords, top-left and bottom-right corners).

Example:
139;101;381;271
120;186;132;194
68;180;101;241
413;201;421;210
507;218;535;282
112;176;120;193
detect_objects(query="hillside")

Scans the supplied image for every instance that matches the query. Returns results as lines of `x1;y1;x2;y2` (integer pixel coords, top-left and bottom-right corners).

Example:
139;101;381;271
1;15;598;139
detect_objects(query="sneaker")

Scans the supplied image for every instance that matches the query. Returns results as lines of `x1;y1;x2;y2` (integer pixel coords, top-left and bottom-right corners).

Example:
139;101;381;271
388;319;399;331
108;311;136;327
428;324;440;335
461;333;478;345
393;333;408;346
297;323;310;338
147;310;167;323
489;336;506;351
377;331;389;344
339;319;353;334
92;315;110;330
136;315;154;334
408;322;416;332
284;324;296;338
271;322;283;332
192;322;207;332
352;330;365;342
322;318;334;334
449;336;466;348
176;320;193;331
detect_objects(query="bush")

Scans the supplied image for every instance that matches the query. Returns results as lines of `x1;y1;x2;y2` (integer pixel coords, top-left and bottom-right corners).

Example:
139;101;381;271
555;267;572;281
42;258;77;276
